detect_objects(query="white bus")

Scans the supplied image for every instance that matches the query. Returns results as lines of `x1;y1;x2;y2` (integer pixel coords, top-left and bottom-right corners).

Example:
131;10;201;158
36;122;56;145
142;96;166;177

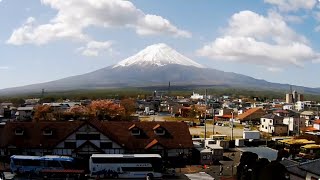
89;154;163;179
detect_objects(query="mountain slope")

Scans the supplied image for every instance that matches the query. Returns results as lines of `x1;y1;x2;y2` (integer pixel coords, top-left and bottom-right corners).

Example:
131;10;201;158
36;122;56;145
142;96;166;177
0;43;318;95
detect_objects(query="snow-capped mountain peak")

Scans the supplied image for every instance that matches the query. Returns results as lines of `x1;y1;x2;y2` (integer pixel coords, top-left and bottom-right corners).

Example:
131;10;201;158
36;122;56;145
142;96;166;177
113;43;204;68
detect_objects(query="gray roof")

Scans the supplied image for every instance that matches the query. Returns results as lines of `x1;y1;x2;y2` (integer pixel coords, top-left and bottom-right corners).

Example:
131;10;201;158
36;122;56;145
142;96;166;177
17;107;34;111
280;159;306;178
299;159;320;176
237;147;278;161
262;114;283;120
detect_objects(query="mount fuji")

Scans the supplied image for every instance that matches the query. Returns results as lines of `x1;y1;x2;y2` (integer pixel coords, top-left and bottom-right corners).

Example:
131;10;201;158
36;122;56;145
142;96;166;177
0;43;319;95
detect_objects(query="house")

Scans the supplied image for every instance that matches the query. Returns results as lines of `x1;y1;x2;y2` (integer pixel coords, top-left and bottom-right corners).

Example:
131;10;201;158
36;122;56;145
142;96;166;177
301;119;320;133
0;120;193;166
299;159;320;180
283;116;306;135
295;101;305;111
15;106;34;121
237;108;266;124
283;104;294;111
300;111;316;126
280;158;320;180
280;159;305;180
260;114;287;135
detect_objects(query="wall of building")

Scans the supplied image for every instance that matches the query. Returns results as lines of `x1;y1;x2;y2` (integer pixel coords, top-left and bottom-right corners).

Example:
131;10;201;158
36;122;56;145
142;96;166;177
306;172;320;180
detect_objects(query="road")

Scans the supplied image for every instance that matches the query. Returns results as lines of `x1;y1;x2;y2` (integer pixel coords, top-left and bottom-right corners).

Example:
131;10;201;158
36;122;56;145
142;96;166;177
140;115;244;138
189;124;244;138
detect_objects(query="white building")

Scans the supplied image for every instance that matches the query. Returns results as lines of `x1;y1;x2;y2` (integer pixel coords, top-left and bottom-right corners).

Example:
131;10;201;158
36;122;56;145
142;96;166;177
283;117;306;135
191;92;203;100
283;104;294;111
260;114;287;135
295;101;305;111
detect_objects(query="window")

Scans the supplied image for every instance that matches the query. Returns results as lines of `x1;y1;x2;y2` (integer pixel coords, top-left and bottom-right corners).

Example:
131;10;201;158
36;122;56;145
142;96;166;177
100;142;113;149
64;142;76;149
47;160;61;168
154;128;165;135
263;119;265;122
131;128;140;135
15;128;24;135
122;167;153;172
262;125;264;128
76;133;100;140
270;120;272;123
43;129;52;136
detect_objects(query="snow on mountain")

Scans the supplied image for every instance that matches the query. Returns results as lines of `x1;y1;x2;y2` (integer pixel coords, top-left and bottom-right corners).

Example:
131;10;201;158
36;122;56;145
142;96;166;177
113;43;204;68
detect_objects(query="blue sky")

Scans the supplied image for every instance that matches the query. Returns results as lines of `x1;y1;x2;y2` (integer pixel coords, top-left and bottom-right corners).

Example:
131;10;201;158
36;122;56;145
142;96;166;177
1;0;320;89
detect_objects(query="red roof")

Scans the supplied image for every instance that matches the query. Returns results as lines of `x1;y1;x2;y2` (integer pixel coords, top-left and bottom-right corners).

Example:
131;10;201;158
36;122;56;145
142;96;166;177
314;120;320;124
237;108;266;121
0;120;193;150
301;127;318;132
0;121;83;148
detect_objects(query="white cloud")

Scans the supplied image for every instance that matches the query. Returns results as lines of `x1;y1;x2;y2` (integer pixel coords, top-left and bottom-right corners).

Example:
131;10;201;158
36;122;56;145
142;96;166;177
197;11;320;68
264;0;317;12
136;15;191;38
267;67;283;72
78;40;113;57
7;0;190;45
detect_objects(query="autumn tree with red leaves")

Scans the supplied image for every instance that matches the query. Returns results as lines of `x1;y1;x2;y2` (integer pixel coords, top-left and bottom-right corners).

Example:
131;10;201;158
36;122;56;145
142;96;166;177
33;105;53;122
88;100;125;120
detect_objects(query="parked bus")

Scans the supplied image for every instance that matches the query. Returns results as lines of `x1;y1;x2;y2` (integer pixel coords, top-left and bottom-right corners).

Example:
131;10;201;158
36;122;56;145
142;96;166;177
10;155;75;175
89;154;163;179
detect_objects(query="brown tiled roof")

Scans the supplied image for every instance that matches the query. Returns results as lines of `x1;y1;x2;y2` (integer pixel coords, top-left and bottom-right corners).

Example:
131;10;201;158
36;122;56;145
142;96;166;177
0;120;193;150
0;121;83;148
100;121;193;149
237;108;266;121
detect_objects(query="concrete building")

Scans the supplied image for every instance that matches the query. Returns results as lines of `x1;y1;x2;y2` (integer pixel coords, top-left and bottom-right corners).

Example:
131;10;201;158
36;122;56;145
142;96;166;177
286;94;293;104
260;114;288;135
295;101;305;111
283;116;306;135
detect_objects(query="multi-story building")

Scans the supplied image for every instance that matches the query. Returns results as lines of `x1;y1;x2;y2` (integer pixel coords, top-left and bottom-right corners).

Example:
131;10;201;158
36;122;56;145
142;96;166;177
260;114;287;135
283;116;306;135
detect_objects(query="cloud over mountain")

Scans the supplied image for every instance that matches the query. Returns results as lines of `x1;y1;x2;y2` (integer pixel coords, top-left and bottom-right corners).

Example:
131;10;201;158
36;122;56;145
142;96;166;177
7;0;191;46
197;10;320;70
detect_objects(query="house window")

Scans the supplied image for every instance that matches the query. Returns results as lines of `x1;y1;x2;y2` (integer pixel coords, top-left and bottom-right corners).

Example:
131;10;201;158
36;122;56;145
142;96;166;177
154;128;165;135
263;119;265;122
100;142;113;149
131;128;140;136
262;125;264;128
64;142;76;149
15;128;24;135
76;133;100;140
270;120;272;123
43;129;52;136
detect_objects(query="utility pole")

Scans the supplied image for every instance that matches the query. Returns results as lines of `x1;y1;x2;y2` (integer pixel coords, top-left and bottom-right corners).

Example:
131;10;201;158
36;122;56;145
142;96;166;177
298;114;300;136
204;89;207;142
213;107;215;136
231;111;234;140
